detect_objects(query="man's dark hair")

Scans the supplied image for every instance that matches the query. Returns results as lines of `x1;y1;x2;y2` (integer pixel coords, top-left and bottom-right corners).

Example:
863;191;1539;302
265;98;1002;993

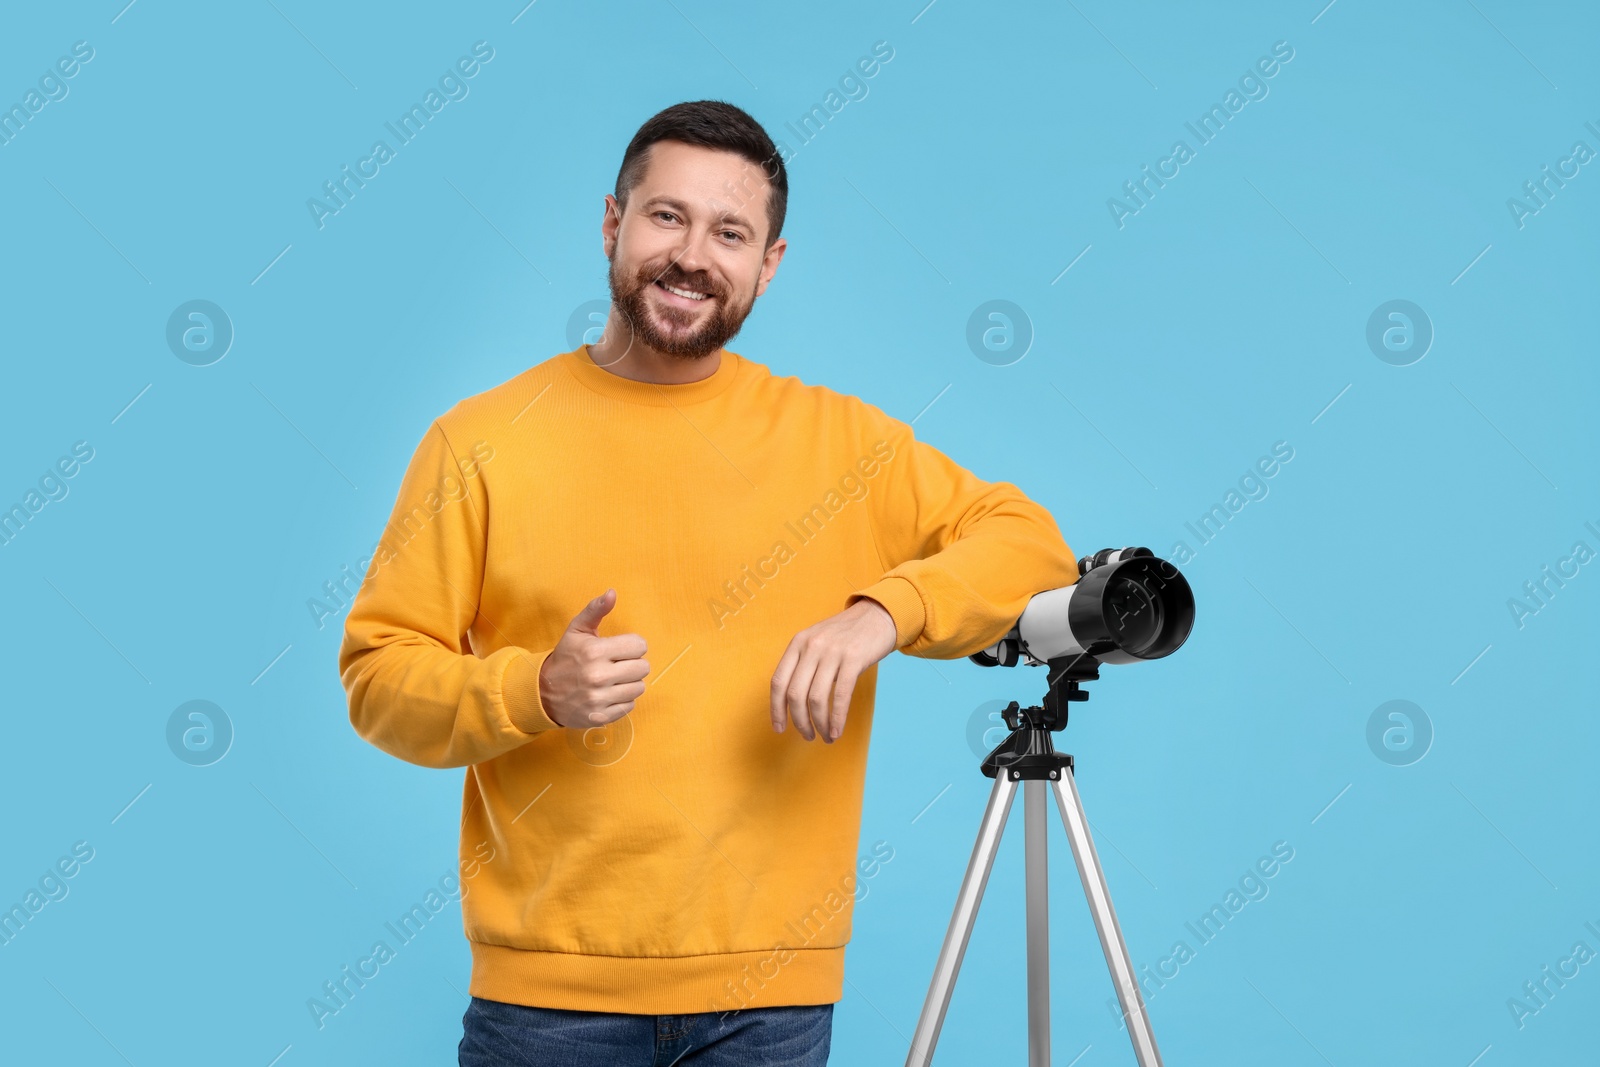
614;100;788;248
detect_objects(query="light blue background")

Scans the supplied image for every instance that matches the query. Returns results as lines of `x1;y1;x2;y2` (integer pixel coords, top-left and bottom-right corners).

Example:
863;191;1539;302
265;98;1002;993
2;1;1595;1064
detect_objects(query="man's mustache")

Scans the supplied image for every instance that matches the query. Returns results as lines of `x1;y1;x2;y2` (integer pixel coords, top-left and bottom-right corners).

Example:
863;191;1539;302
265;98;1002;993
641;263;722;298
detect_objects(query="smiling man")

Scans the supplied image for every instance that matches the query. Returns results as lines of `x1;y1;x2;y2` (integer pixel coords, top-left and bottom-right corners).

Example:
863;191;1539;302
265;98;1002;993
338;100;1078;1066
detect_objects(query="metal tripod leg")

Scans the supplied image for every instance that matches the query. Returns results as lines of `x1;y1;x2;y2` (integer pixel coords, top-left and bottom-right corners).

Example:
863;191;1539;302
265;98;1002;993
904;771;1016;1067
904;764;1164;1067
1051;769;1164;1066
1024;780;1050;1067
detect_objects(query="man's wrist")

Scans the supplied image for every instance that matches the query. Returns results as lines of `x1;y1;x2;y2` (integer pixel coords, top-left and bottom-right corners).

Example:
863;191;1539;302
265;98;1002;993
849;577;925;649
855;596;899;654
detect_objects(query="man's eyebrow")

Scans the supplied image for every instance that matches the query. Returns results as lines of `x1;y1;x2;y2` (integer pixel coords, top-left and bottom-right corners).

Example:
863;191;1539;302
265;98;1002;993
642;195;756;234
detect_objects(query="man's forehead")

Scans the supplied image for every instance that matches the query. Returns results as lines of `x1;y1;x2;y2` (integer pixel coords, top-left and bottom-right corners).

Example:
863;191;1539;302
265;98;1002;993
636;142;772;211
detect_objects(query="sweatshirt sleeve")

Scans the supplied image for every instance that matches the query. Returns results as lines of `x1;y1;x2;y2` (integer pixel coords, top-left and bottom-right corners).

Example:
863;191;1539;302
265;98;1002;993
338;419;561;769
847;406;1080;659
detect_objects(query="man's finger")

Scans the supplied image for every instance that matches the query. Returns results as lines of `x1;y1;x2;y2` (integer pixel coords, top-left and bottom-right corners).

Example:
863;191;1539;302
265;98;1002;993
770;640;801;732
590;632;648;662
828;662;861;742
596;658;650;687
589;697;638;725
567;589;616;635
809;655;841;745
785;647;823;741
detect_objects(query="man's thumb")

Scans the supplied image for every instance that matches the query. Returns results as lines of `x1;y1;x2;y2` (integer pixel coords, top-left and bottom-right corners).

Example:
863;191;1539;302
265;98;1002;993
567;589;615;635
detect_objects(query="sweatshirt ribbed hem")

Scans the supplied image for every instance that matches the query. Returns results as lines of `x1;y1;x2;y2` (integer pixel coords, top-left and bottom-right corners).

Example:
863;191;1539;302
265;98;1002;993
468;940;845;1014
500;647;559;734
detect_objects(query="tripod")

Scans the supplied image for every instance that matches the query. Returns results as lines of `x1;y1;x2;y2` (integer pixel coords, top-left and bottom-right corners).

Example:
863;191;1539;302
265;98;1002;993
905;655;1163;1067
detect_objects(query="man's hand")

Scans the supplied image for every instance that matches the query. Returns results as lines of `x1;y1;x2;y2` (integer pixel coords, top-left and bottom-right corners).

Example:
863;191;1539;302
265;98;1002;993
539;589;650;728
771;598;899;743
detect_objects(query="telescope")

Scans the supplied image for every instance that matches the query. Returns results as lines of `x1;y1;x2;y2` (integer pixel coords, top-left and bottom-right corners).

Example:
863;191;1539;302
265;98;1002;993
907;547;1195;1067
972;546;1195;670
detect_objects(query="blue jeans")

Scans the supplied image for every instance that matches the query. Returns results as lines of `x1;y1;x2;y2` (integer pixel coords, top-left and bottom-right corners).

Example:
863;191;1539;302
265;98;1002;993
458;996;834;1066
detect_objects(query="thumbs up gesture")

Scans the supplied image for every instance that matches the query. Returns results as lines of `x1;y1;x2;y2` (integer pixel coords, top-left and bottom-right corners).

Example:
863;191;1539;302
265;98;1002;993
539;589;651;728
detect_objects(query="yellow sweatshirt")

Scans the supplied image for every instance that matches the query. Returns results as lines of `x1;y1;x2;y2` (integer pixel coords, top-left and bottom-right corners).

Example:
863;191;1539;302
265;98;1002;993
338;343;1078;1015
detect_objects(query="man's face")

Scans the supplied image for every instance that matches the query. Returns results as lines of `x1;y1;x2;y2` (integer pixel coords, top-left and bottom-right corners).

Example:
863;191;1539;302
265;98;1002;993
603;140;786;360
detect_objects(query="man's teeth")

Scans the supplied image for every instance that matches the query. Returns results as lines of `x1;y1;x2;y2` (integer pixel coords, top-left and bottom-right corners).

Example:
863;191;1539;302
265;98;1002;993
660;282;708;301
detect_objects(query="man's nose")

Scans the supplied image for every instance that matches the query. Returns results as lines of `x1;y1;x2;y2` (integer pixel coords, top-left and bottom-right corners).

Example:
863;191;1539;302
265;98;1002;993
669;226;715;277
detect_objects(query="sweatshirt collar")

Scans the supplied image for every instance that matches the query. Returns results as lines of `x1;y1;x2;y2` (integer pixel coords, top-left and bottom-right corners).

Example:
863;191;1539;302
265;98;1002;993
559;344;742;406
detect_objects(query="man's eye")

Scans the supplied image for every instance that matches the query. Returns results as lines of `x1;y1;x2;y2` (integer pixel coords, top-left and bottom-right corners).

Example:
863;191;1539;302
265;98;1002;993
655;211;678;223
720;231;742;243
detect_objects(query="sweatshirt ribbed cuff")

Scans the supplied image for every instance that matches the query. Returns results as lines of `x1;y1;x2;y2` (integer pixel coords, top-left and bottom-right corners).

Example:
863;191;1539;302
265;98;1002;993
502;648;560;734
851;576;926;650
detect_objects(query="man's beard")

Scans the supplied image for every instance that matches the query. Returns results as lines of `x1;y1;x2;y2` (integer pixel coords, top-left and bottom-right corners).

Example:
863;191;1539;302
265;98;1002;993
606;254;755;360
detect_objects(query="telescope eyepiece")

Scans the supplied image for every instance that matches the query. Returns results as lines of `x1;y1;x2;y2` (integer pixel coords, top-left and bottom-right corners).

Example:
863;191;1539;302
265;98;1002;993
1077;546;1153;575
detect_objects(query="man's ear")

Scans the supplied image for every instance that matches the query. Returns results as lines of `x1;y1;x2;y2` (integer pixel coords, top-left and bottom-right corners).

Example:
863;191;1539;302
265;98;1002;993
602;194;622;258
754;236;788;299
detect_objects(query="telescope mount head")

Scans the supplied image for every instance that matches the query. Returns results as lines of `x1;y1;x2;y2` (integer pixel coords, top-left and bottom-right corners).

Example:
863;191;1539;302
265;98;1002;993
979;654;1100;781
